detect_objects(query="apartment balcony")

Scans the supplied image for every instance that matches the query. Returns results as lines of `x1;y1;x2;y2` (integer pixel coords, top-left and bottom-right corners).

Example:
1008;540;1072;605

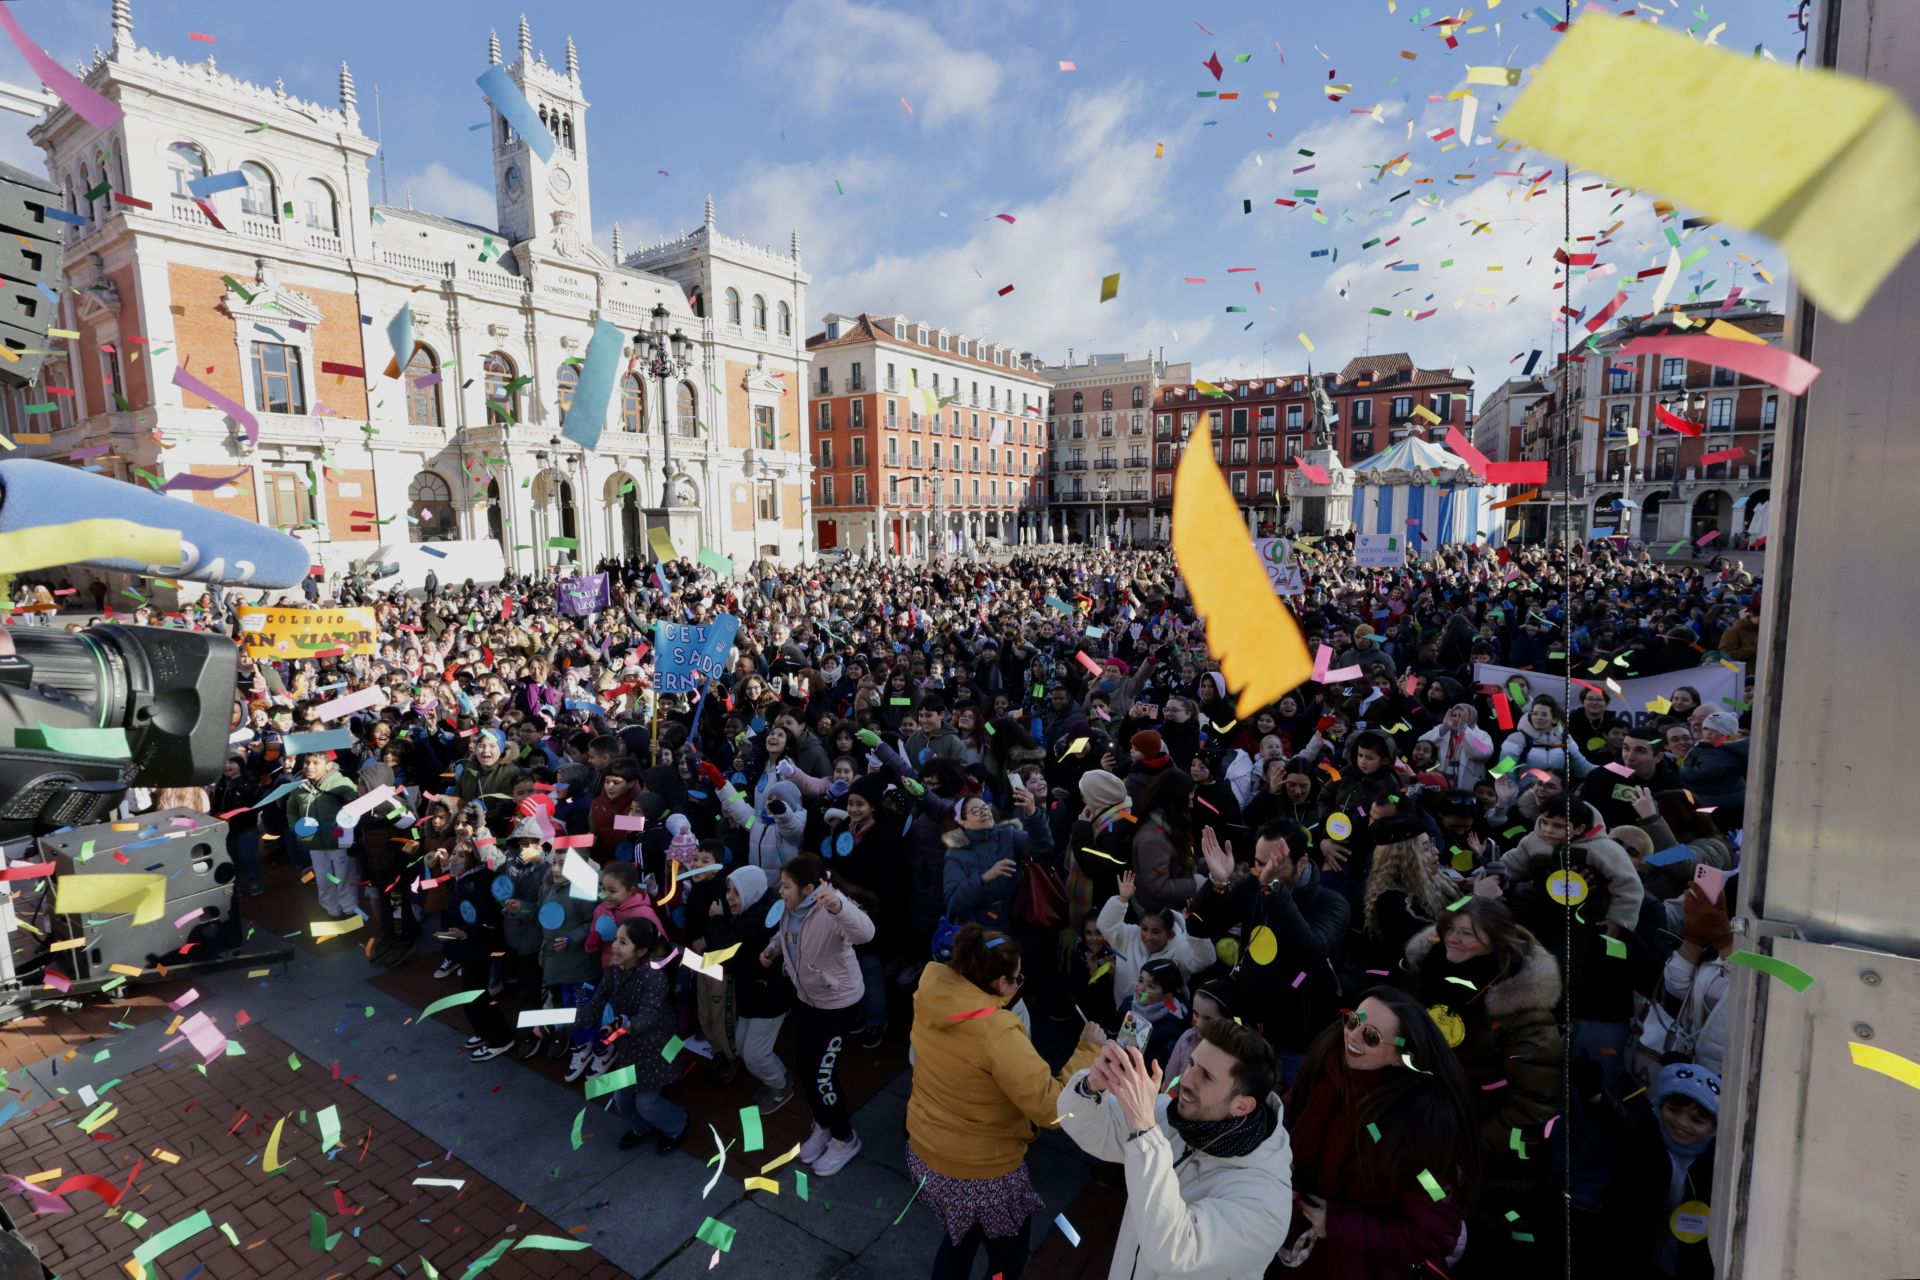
884;377;900;391
1094;459;1119;470
1060;460;1089;472
844;379;866;393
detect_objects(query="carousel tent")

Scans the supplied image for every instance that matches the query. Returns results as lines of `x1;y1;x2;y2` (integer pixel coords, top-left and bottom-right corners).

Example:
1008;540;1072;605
1350;435;1508;547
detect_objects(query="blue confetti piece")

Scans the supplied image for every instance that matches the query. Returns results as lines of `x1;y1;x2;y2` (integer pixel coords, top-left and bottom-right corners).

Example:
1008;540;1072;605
477;65;555;163
186;170;249;198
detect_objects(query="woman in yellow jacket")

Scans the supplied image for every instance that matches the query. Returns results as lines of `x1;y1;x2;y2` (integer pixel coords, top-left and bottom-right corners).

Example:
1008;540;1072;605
907;923;1108;1280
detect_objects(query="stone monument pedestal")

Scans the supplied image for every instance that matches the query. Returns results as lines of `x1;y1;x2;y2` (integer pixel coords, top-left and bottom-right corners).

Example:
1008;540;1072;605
1287;447;1354;535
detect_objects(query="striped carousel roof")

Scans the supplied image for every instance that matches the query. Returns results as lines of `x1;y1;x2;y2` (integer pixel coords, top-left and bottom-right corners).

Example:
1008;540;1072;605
1350;434;1472;473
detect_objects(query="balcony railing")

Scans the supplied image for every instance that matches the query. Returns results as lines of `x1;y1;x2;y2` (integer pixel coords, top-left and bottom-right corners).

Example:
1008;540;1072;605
1061;460;1088;472
844;379;866;393
1094;459;1118;470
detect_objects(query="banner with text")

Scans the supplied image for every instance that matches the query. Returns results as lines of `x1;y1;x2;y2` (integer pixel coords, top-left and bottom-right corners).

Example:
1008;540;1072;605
236;606;379;658
1253;538;1304;595
1472;661;1747;735
556;573;611;617
1354;533;1406;568
653;613;741;694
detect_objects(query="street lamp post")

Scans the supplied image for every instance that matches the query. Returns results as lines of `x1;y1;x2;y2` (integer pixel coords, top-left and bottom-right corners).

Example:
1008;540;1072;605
926;460;946;563
634;302;693;507
1097;479;1112;550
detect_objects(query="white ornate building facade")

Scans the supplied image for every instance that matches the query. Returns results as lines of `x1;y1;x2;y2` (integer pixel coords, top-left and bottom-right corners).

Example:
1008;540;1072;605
8;5;811;595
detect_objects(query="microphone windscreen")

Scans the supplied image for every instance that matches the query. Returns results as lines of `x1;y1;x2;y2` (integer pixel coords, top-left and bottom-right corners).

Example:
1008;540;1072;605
0;460;313;588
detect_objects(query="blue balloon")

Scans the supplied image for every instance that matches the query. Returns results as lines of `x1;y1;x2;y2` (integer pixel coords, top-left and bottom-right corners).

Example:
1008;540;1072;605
538;901;565;930
834;831;853;858
595;914;617;940
491;874;514;901
765;899;785;928
459;899;476;924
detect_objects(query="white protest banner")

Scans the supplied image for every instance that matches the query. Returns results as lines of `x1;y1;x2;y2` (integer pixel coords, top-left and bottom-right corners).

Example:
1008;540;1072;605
1354;533;1405;568
1253;538;1304;595
1472;661;1746;737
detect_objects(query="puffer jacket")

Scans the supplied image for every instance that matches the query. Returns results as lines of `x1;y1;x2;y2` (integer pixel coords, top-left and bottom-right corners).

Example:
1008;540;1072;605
1678;737;1750;810
941;813;1050;929
906;961;1099;1180
455;760;525;834
1406;930;1564;1188
498;857;551;955
1497;802;1643;930
572;959;680;1092
1500;721;1594;781
285;770;358;851
769;890;875;1010
1056;1081;1294;1280
537;878;597;986
1419;714;1495;792
721;779;807;870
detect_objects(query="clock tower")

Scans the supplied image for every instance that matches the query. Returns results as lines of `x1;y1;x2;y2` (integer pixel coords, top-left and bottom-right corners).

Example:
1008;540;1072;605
488;15;592;247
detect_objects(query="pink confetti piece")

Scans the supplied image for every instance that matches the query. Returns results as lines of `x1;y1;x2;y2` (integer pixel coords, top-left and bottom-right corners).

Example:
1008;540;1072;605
172;907;210;930
1058;60;1078;71
1481;1078;1509;1091
900;96;914;115
0;4;125;130
993;213;1017;224
1544;1114;1560;1138
171;366;258;445
1291;971;1308;989
167;987;201;1011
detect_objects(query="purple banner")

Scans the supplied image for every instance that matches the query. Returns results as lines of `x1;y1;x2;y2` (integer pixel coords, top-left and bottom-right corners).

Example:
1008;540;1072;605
556;573;610;617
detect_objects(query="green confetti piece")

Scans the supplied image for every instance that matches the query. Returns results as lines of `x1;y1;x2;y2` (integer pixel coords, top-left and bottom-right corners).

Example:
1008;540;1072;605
417;989;485;1021
584;1064;637;1099
1602;935;1627;959
571;1108;586;1150
316;1104;340;1152
1445;896;1473;913
135;1210;213;1270
662;1035;684;1063
288;1052;302;1071
1725;950;1817;993
1366;1122;1382;1143
123;1211;148;1232
308;1209;341;1252
794;1170;809;1201
1416;1168;1447;1201
739;1104;763;1152
1513;1232;1536;1243
514;1235;593;1252
695;1216;736;1252
218;1221;240;1246
220;274;255;303
892;1177;927;1225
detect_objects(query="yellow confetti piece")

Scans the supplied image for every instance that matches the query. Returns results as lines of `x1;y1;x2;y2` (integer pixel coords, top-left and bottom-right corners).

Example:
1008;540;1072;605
107;963;145;978
743;1177;781;1194
1466;65;1522;86
1297;332;1315;352
1172;420;1313;716
1497;13;1920;322
759;1143;803;1174
1850;1041;1920;1091
22;1169;63;1185
46;328;79;340
263;1115;293;1172
309;916;365;939
152;1149;181;1164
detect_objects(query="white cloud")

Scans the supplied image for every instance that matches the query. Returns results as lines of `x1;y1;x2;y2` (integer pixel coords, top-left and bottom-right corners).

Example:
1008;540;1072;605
808;83;1213;360
754;0;1005;127
717;150;906;278
397;161;494;227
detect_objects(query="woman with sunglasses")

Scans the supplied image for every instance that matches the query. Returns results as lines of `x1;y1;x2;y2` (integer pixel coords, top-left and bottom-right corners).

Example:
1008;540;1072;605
1279;986;1480;1276
906;925;1108;1280
1403;898;1564;1267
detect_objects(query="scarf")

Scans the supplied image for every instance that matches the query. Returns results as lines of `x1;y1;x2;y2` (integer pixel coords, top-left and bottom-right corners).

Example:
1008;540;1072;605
1169;1097;1278;1162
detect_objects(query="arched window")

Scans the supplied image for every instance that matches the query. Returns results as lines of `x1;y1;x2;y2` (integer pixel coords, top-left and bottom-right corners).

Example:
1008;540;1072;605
1131;385;1145;408
499;115;512;146
751;295;767;330
166;141;208;199
239;162;276;219
405;346;441;428
486;478;504;546
620;373;645;432
561;118;575;152
1071;391;1084;413
724;288;742;325
776;300;791;336
484;351;518;424
302;179;338;234
555;364;580;424
409;471;456;543
676;380;698;438
688;287;705;318
1101;389;1114;410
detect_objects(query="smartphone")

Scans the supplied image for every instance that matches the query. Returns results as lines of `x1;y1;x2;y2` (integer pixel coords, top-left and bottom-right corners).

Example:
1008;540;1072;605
1693;863;1726;904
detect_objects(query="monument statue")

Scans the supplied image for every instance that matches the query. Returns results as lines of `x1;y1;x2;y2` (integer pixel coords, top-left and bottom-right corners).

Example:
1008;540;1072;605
1308;370;1336;452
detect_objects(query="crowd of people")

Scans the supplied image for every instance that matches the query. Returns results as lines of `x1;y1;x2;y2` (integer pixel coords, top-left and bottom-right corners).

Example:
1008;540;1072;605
62;534;1760;1278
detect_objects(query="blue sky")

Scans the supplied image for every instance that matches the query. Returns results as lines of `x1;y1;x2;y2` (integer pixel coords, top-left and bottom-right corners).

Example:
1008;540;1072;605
0;0;1801;388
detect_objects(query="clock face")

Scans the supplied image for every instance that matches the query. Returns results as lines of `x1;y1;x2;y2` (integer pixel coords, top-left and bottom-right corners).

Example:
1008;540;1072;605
504;165;523;198
549;165;574;199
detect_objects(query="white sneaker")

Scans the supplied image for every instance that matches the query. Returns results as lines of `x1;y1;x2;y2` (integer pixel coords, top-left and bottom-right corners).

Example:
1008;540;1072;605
799;1123;832;1165
585;1047;613;1079
564;1044;593;1084
434;959;458;979
812;1133;861;1177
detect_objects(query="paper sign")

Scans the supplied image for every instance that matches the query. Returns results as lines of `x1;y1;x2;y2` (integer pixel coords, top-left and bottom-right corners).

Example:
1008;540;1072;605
235;606;378;658
1497;13;1920;322
1354;534;1403;568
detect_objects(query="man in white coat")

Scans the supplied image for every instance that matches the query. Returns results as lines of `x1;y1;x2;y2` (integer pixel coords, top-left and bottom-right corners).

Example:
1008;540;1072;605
1056;1020;1293;1279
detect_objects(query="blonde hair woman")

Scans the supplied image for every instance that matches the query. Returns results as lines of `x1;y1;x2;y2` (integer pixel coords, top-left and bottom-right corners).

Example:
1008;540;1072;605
1354;813;1451;977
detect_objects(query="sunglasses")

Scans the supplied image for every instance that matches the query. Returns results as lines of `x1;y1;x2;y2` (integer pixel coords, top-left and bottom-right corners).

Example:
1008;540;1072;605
1341;1010;1386;1048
